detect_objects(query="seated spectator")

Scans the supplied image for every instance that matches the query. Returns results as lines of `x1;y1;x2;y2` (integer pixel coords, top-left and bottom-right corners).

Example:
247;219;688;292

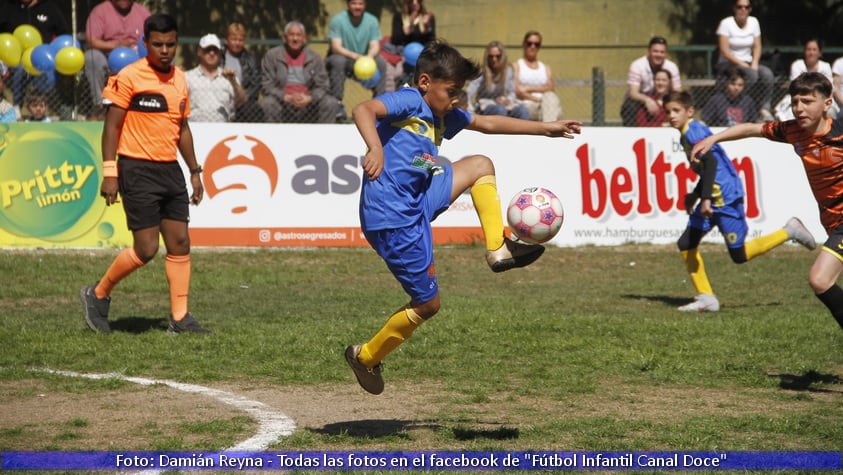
185;34;247;122
702;66;757;126
466;40;529;119
383;0;435;92
620;36;681;126
24;92;51;122
714;0;775;121
259;21;335;124
84;0;151;119
0;75;20;122
635;69;672;126
326;0;387;120
777;38;835;121
221;22;264;123
512;30;562;122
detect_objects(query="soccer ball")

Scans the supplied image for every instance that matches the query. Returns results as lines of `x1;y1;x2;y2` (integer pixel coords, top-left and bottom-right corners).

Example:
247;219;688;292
506;187;564;244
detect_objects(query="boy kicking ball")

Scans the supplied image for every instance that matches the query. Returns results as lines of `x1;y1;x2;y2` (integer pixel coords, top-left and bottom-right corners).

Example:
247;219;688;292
664;89;816;312
691;72;843;325
345;40;581;394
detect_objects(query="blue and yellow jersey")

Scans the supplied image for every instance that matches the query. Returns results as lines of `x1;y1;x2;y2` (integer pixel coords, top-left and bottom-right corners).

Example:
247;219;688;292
360;87;471;231
680;119;744;207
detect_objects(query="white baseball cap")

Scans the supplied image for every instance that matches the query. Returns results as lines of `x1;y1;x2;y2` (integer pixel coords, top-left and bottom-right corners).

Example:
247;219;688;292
199;34;222;50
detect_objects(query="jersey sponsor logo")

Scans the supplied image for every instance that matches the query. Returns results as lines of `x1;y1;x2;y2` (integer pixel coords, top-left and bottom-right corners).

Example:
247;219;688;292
130;93;169;112
411;152;436;171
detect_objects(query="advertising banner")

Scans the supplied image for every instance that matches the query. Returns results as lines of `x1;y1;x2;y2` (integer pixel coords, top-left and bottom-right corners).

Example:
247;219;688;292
0;122;823;248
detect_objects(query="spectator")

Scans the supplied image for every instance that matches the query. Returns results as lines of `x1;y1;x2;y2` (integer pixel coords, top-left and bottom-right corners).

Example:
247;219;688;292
221;22;264;123
832;56;843;118
702;66;757;126
620;36;681;126
466;40;529;119
715;0;775;121
635;68;671;126
0;75;20;122
24;91;50;121
383;0;436;92
259;21;334;124
512;30;562;122
185;34;247;122
777;38;835;121
326;0;387;121
83;0;151;120
0;0;69;110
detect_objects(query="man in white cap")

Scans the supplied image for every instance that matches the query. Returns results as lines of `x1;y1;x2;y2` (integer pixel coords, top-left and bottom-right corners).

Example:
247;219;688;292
185;33;247;122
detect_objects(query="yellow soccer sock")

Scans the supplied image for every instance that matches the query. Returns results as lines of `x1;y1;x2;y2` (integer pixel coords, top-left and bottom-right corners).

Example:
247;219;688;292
681;249;714;295
744;229;788;261
358;306;424;367
470;175;505;251
165;254;191;321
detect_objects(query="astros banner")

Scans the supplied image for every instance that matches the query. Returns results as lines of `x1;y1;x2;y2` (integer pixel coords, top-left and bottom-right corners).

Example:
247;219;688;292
0;122;823;249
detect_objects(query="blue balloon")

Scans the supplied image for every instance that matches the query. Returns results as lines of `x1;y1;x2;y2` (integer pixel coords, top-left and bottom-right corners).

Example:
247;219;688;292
32;69;56;92
49;34;80;54
108;46;139;73
137;35;147;58
359;68;381;89
30;44;55;73
402;42;424;67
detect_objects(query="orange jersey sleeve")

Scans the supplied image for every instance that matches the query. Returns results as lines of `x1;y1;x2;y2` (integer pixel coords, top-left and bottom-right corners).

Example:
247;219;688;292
103;60;191;162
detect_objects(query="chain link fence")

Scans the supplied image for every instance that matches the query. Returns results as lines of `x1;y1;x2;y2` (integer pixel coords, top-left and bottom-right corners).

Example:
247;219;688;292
2;42;823;125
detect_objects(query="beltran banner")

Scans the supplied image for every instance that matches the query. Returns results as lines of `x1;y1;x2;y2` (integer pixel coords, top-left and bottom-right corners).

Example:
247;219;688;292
0;122;824;248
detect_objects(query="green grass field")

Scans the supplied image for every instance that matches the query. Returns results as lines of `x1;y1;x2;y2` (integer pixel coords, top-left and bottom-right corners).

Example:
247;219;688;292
1;243;842;473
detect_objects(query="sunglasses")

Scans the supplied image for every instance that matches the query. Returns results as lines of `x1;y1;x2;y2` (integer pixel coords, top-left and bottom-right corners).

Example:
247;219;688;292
525;41;541;48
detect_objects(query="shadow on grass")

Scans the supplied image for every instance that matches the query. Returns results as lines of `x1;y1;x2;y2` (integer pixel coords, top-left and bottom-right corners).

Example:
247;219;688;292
312;419;444;438
452;426;519;441
622;294;691;307
109;316;167;334
768;370;843;393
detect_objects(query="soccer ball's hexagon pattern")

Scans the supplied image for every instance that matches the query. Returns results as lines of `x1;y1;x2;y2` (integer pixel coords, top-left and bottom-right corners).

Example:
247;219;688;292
506;187;564;244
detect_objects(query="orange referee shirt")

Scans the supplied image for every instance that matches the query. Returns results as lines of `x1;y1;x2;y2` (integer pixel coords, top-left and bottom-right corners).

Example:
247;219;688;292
762;118;843;232
103;58;191;162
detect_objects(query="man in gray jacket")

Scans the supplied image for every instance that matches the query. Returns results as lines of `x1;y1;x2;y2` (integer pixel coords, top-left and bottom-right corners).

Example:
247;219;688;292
259;21;335;123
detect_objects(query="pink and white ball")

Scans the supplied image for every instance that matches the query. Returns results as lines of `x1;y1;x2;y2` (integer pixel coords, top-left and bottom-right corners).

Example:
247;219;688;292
506;187;564;244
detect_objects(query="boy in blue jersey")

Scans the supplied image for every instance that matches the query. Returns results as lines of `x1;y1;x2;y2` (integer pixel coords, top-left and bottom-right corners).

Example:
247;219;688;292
664;90;816;313
345;40;582;394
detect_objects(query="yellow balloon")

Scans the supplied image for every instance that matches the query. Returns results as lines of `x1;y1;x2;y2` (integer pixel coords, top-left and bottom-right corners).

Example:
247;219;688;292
13;24;42;51
0;33;22;67
21;47;41;76
353;56;377;80
55;46;85;75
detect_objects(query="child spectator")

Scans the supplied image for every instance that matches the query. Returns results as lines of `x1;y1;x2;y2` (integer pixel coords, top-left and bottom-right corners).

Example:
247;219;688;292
634;69;672;126
25;93;51;122
702;66;757;126
0;75;20;122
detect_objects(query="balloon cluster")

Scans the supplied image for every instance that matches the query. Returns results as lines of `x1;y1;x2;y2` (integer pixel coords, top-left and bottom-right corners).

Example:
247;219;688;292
0;25;84;77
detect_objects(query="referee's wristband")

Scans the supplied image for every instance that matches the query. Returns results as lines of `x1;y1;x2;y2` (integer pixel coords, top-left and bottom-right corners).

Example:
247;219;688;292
102;160;118;178
190;166;203;175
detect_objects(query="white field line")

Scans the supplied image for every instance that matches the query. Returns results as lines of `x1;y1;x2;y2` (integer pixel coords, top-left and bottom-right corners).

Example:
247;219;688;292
40;369;296;474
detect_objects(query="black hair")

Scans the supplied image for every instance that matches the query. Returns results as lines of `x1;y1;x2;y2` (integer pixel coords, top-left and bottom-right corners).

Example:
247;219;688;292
664;90;694;109
413;39;481;86
144;13;178;39
649;36;668;47
789;71;832;98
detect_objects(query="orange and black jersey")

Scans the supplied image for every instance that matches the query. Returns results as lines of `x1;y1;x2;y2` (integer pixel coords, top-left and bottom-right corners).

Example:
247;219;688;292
762;118;843;232
103;59;191;162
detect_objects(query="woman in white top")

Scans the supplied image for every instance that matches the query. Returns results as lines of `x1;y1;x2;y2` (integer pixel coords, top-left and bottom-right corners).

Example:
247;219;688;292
790;38;832;81
715;0;775;121
511;30;562;122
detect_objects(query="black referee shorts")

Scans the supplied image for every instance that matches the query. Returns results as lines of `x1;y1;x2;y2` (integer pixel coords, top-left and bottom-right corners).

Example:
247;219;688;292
117;157;190;231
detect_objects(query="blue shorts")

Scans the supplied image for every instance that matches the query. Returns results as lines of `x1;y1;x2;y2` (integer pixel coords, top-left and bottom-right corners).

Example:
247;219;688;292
364;166;453;303
688;200;748;248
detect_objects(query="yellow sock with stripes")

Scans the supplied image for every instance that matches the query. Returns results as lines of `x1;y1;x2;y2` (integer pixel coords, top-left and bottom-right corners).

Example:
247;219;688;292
358;306;424;367
470;175;505;251
744;229;788;260
681;249;714;295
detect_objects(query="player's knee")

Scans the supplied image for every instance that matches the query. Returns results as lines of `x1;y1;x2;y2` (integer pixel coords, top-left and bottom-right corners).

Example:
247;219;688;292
414;296;440;319
808;272;831;294
728;247;747;264
134;243;159;263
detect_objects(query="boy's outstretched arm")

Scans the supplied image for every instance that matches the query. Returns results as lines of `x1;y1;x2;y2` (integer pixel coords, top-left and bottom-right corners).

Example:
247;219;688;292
467;114;582;138
690;122;764;162
353;99;388;180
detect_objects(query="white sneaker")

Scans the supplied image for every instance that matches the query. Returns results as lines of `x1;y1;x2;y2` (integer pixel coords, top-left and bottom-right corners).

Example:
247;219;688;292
784;217;817;250
485;237;545;273
678;294;720;312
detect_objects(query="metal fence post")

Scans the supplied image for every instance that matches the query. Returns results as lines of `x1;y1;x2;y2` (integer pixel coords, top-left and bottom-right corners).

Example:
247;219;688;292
592;66;605;126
